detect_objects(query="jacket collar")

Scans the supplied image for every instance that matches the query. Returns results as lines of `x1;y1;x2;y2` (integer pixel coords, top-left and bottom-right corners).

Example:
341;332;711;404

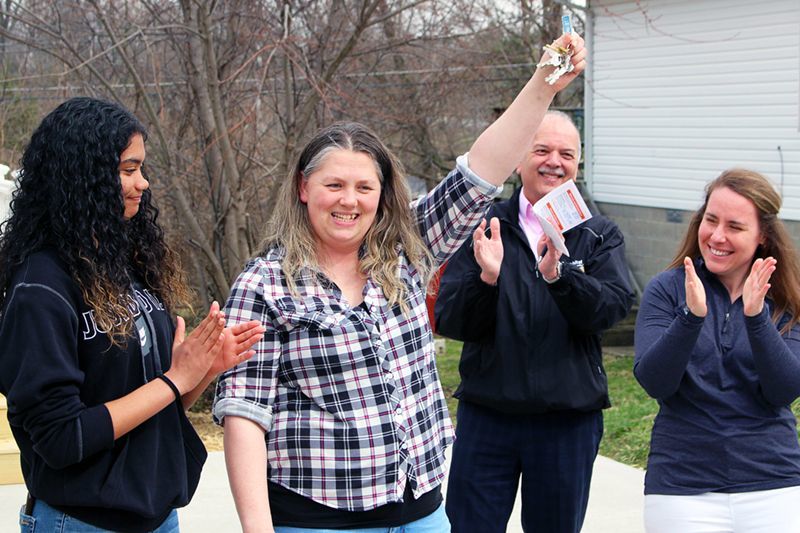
494;187;522;225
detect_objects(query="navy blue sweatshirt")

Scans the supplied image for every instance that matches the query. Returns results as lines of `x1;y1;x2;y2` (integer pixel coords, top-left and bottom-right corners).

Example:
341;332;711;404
0;251;207;532
634;260;800;495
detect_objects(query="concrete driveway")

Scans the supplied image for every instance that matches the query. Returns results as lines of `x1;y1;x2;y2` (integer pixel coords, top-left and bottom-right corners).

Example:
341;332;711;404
0;452;644;532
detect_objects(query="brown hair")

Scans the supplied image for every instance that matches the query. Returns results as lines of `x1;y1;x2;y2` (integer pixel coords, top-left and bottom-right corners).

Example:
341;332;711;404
669;168;800;333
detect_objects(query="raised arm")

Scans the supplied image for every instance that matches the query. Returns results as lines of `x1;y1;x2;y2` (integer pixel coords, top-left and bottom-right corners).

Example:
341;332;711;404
468;33;586;185
410;33;586;264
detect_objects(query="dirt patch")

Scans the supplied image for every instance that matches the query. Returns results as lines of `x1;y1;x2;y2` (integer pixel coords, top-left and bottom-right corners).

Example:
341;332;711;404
187;410;224;452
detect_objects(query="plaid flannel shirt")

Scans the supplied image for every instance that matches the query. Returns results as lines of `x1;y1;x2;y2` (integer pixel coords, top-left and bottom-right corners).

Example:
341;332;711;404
213;155;501;511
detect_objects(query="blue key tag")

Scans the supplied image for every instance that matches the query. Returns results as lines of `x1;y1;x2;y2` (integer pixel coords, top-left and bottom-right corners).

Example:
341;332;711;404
538;14;577;85
562;14;573;35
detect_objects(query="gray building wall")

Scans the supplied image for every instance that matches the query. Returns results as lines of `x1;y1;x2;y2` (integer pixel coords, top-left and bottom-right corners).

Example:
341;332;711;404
597;201;800;294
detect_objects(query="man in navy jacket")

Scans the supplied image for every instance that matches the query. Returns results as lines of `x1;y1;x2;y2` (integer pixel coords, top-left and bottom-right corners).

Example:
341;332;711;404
435;111;634;533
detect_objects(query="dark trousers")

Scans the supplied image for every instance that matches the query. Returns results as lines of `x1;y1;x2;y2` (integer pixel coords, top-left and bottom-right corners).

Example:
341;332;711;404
445;401;603;533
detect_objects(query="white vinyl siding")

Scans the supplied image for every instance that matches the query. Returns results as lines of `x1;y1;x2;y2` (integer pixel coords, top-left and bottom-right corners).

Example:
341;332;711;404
587;0;800;219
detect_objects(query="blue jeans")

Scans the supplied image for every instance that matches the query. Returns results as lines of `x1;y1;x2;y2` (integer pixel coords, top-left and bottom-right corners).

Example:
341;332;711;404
274;503;450;533
19;499;180;533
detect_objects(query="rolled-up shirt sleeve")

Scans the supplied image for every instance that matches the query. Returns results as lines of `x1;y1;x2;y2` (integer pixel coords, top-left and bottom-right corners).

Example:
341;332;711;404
213;260;281;431
411;153;503;265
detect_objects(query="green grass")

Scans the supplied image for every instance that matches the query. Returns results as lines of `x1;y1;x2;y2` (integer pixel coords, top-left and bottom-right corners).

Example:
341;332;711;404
437;338;462;420
435;339;657;468
436;339;658;468
435;338;800;470
599;354;657;468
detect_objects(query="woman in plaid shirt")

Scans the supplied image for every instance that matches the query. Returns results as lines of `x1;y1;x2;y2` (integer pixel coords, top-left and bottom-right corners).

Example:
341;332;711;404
213;33;586;533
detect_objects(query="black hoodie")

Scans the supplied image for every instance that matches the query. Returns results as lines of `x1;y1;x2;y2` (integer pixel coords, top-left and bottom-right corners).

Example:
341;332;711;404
0;250;206;532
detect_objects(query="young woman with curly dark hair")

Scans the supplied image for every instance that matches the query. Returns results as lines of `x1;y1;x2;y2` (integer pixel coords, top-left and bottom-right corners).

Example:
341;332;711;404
0;97;264;532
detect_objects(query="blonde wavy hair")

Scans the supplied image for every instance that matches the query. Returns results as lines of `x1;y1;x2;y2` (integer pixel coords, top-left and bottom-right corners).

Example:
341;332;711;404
261;122;433;309
669;168;800;334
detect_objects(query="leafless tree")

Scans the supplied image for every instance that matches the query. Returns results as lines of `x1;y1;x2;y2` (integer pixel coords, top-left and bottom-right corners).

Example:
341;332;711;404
0;0;583;306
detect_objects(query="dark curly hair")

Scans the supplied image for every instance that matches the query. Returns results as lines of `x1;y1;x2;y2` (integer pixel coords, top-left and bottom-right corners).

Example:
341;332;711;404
0;97;190;344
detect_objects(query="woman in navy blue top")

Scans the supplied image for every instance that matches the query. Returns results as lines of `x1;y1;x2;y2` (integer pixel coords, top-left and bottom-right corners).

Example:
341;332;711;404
635;168;800;532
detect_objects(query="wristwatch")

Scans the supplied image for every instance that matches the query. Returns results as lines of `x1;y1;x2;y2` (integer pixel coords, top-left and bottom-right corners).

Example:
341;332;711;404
543;261;562;284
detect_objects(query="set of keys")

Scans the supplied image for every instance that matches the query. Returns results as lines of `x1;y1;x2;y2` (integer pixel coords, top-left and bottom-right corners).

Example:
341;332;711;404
536;15;576;85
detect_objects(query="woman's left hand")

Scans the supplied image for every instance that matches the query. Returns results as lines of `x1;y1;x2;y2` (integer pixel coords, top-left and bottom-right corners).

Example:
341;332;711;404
540;32;587;94
208;321;265;376
743;257;777;316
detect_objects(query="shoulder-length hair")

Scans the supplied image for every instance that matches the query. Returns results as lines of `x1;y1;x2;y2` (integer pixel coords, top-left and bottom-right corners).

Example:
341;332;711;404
669;168;800;333
261;122;432;309
0;97;189;344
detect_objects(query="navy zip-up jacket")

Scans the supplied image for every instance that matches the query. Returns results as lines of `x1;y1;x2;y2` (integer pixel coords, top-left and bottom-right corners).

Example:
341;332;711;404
0;250;207;532
635;260;800;494
435;187;634;414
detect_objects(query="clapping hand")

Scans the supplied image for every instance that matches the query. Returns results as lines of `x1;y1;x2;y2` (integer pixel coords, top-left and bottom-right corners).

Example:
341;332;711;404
683;257;707;317
168;301;226;394
743;257;776;317
474;217;503;286
209;320;266;376
166;302;265;397
537;235;563;282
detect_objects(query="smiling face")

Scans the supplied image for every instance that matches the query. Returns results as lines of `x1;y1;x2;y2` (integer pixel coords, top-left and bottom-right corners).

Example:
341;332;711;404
698;186;763;291
299;148;382;259
517;113;580;205
119;133;148;220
